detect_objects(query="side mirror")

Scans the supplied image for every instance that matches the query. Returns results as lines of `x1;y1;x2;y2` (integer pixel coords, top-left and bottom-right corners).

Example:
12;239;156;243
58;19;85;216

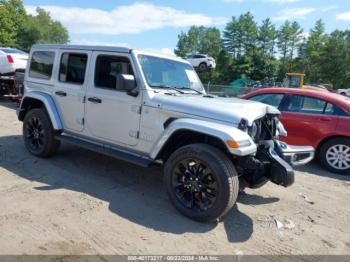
116;74;138;97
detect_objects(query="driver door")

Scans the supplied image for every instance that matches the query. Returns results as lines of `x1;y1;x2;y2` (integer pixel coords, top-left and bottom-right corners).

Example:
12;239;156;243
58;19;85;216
85;52;142;146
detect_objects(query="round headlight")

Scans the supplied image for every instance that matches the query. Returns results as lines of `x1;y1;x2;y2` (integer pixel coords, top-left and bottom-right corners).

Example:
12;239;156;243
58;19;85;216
250;122;258;139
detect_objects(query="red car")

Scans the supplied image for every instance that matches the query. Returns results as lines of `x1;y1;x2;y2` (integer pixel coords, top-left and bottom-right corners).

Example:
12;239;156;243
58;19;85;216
243;88;350;174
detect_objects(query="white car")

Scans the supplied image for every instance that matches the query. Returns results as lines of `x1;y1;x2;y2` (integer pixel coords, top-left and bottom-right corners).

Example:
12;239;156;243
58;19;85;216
186;54;216;71
338;88;350;97
0;48;28;75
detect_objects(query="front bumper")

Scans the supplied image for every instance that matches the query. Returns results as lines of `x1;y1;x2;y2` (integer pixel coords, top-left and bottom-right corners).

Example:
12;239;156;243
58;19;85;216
276;141;315;166
239;140;314;189
208;61;216;69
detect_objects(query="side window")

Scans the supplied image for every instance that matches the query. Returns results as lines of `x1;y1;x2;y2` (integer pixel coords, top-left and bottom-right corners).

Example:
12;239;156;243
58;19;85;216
329;103;349;116
287;95;326;114
324;103;335;115
29;51;55;80
250;93;285;108
95;55;134;90
289;76;301;88
59;53;87;84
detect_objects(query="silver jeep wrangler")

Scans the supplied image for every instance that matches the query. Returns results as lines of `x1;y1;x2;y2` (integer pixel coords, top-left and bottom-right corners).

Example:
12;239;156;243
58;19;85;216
17;45;314;222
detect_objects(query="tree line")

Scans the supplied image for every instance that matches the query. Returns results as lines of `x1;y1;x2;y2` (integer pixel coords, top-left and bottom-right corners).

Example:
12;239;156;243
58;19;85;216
175;13;350;89
0;0;68;52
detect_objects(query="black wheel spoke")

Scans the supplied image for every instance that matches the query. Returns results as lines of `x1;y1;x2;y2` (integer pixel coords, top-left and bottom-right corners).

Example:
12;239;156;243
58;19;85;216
25;115;45;152
202;173;216;185
172;158;217;213
204;186;216;198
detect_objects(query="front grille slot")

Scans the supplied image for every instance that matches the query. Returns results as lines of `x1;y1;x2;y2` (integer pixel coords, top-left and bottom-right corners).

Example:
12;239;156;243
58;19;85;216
250;115;277;142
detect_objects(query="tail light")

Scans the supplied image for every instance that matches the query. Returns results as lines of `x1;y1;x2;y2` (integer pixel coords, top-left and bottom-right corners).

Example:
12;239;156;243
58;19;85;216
7;55;14;63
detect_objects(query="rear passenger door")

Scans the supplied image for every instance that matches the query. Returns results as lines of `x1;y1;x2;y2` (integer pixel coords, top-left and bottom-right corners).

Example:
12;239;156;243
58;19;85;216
54;50;91;132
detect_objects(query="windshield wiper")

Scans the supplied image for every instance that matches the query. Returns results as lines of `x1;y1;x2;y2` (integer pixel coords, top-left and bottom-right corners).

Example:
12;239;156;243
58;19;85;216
151;84;185;94
176;87;203;94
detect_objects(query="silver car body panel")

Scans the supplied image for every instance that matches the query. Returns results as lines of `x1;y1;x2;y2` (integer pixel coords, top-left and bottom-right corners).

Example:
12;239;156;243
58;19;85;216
149;118;257;159
18;91;63;130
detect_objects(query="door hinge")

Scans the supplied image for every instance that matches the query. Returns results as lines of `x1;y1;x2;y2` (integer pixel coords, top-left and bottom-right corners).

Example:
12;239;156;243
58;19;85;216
131;105;142;114
82;117;85;125
82;96;86;103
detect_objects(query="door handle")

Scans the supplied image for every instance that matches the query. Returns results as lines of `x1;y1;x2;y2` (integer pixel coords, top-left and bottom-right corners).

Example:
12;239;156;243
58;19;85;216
88;97;102;104
316;117;332;122
55;91;67;97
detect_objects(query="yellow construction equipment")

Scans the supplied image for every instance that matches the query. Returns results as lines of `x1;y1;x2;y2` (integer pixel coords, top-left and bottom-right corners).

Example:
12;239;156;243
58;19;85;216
281;73;328;92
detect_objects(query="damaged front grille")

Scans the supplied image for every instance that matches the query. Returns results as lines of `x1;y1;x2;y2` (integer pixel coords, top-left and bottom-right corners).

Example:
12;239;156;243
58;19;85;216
249;115;278;142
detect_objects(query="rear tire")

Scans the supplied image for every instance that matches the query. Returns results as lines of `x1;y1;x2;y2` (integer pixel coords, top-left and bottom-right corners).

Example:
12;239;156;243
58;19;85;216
164;143;239;222
23;108;60;158
319;138;350;175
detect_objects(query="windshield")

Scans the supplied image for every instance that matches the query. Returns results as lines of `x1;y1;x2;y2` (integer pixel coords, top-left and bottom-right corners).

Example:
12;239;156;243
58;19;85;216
138;54;204;92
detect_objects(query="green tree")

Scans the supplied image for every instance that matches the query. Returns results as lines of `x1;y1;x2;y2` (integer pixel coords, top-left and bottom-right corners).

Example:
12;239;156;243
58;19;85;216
321;30;350;88
222;12;259;82
174;26;221;58
0;0;26;46
258;18;276;56
0;1;69;50
0;5;16;46
17;7;69;51
175;12;350;88
277;21;303;79
300;20;328;82
223;12;257;59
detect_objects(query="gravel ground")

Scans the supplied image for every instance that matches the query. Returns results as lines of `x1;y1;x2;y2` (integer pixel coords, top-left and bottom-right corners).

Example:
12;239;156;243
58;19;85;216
0;99;349;255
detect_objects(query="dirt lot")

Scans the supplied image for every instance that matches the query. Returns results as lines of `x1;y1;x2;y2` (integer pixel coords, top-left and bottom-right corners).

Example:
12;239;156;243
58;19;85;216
0;99;349;255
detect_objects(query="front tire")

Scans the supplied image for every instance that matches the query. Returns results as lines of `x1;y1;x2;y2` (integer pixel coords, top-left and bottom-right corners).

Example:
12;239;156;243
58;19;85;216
164;144;239;222
319;138;350;175
23;108;60;158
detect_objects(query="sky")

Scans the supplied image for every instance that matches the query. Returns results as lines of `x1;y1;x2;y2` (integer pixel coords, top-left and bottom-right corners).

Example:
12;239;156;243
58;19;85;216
23;0;350;54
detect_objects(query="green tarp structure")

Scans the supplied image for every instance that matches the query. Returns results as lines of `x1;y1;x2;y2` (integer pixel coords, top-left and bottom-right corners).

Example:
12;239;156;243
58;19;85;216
224;76;252;93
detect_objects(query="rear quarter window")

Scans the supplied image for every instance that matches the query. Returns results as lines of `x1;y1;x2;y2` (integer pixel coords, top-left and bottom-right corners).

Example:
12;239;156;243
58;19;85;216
29;51;55;80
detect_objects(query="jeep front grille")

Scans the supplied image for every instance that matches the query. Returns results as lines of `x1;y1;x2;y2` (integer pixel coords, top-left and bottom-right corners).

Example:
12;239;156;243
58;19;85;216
249;115;278;142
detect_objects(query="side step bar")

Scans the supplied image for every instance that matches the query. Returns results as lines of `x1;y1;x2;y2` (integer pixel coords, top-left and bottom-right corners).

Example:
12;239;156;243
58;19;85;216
56;134;154;167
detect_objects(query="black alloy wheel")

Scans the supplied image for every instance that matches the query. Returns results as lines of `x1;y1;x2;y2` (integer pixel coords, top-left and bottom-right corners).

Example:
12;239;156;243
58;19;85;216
164;143;239;222
172;158;218;212
25;115;45;153
23;108;60;158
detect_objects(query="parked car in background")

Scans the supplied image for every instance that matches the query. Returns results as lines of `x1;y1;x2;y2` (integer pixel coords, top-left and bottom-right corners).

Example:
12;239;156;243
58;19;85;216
0;48;28;75
186;54;216;71
338;88;350;97
243;88;350;174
